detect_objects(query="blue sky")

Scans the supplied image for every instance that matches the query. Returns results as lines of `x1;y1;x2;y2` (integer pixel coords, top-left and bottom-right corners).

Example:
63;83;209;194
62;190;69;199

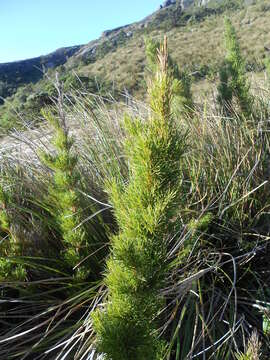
0;0;162;63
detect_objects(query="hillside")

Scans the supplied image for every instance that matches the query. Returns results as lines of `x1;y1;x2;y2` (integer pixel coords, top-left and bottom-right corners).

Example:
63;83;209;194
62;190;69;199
0;45;81;102
1;0;270;132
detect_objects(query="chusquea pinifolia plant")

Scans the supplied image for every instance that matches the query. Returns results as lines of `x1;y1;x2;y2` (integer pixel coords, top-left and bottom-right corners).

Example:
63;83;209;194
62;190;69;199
39;107;107;281
217;17;253;117
92;36;187;360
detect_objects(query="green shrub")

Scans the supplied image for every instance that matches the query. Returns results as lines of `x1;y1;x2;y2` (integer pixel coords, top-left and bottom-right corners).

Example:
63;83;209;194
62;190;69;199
39;108;105;280
0;182;26;281
0;167;54;281
235;331;262;360
145;37;193;113
218;17;252;116
93;37;187;360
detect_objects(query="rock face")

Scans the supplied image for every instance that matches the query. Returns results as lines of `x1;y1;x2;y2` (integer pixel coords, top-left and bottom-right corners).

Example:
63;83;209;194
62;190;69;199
162;0;176;7
181;0;196;9
199;0;224;5
161;0;223;10
102;25;128;37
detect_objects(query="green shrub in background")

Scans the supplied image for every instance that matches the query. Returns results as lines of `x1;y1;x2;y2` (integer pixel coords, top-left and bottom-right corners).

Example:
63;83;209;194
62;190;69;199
0;164;61;283
92;37;187;360
218;17;252;116
0;181;26;281
39;108;105;280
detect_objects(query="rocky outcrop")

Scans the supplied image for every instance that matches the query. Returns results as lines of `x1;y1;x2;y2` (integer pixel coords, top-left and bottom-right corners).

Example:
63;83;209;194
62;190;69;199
162;0;176;7
160;0;225;10
199;0;225;5
102;25;129;37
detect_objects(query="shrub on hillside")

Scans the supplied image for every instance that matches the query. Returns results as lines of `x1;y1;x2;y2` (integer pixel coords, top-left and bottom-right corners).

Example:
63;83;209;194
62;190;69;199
218;17;252;116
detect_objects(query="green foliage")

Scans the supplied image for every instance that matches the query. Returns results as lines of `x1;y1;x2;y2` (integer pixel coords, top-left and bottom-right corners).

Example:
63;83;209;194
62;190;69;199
0;180;27;281
0;165;60;282
93;38;186;360
188;213;214;232
235;331;261;360
263;312;270;335
39;109;102;279
264;57;270;82
145;37;193;112
218;17;252;116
